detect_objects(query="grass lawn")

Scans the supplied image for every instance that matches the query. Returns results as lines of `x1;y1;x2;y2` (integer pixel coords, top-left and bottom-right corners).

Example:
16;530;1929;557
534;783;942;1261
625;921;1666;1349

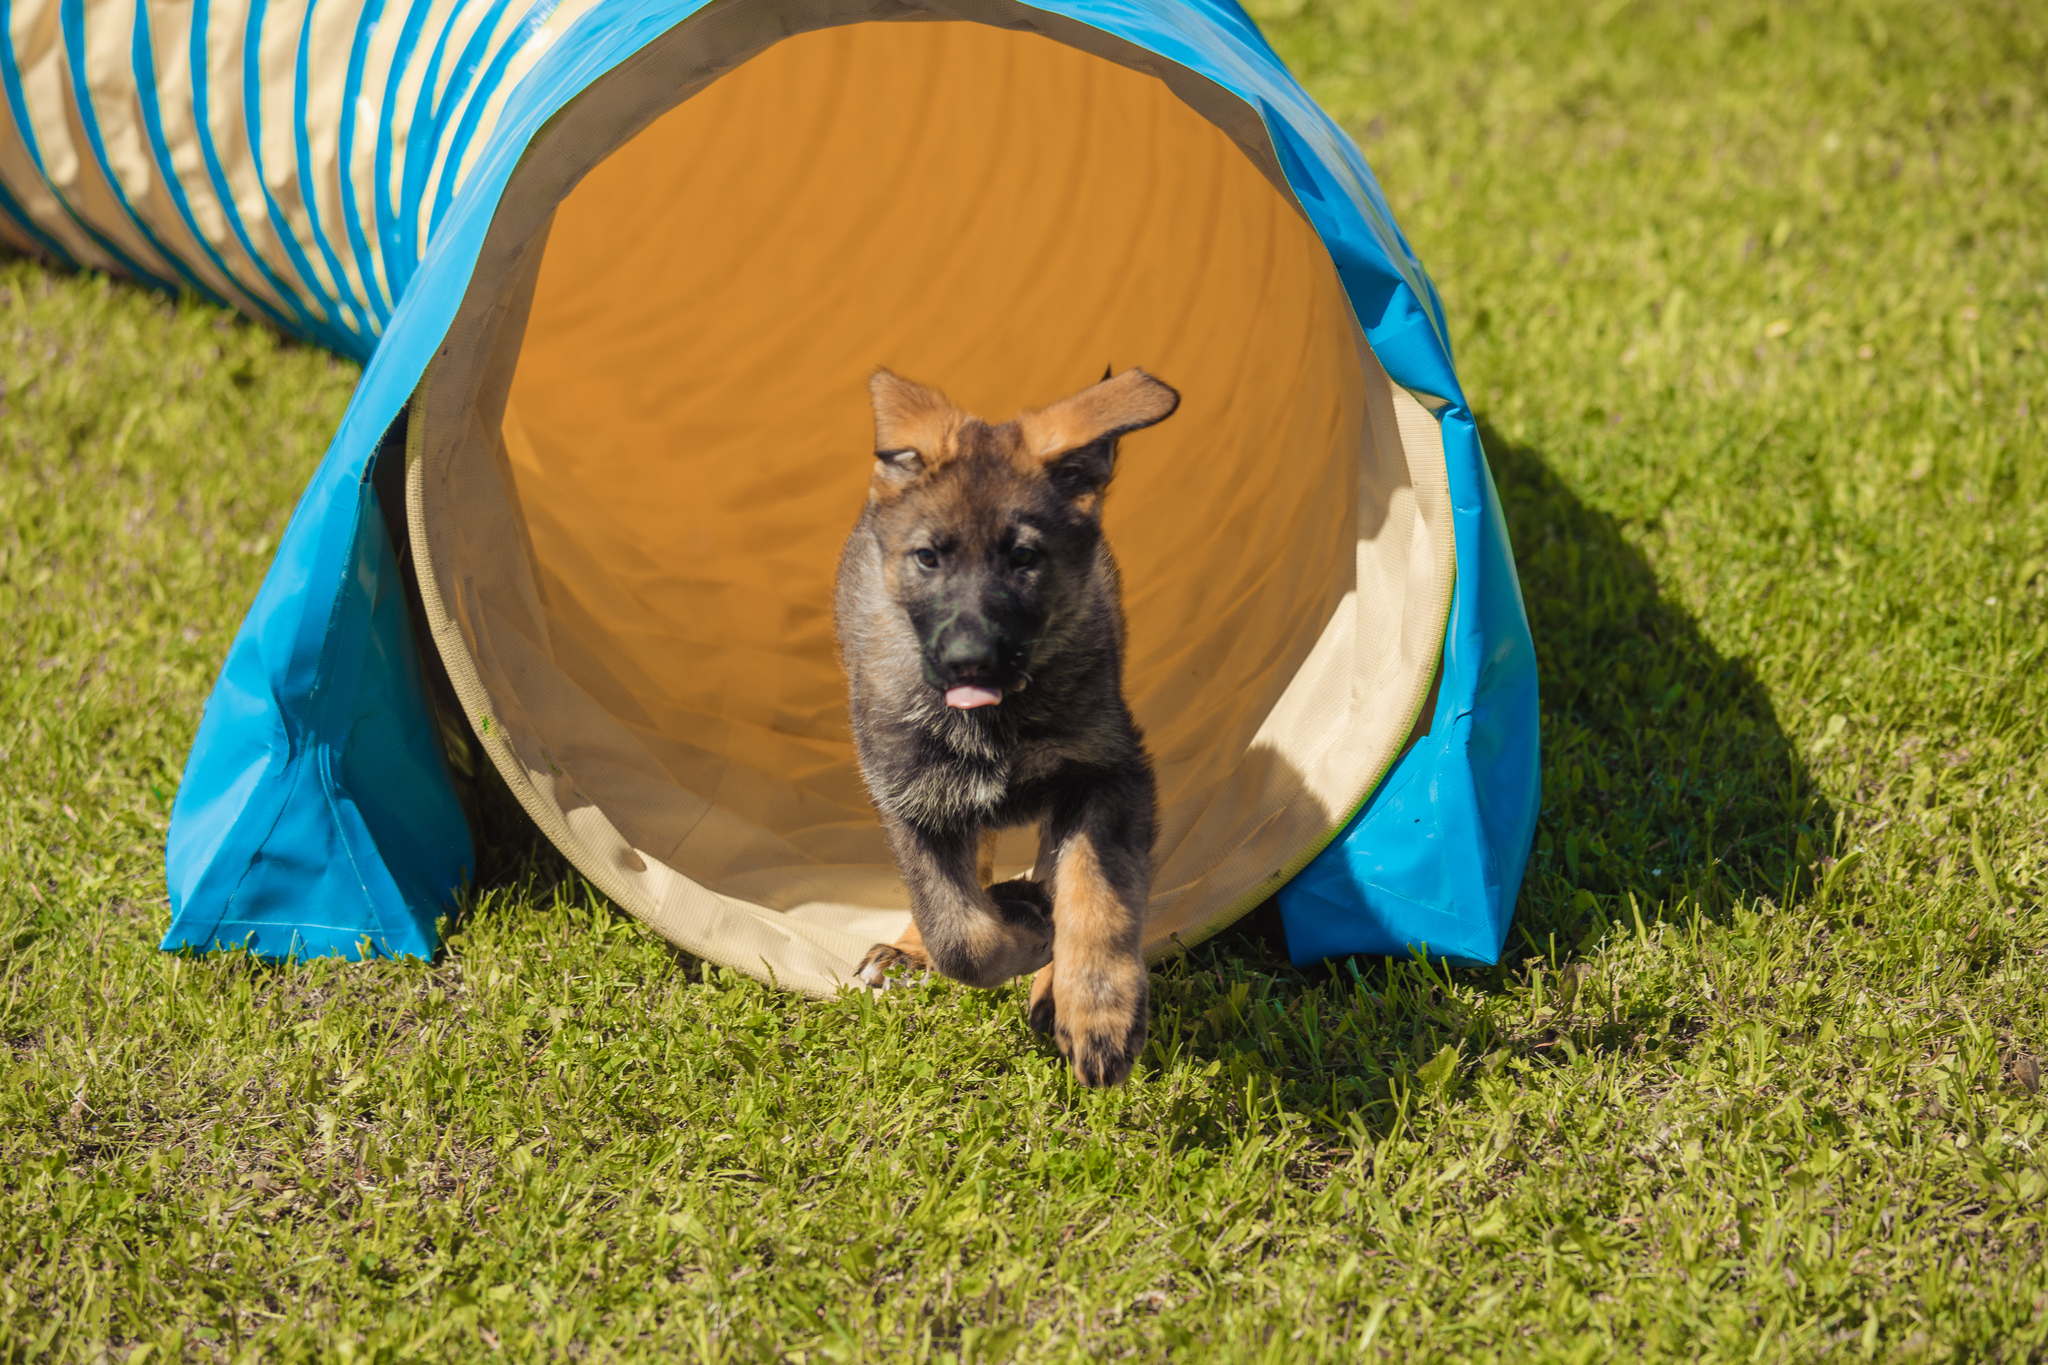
4;0;2047;1358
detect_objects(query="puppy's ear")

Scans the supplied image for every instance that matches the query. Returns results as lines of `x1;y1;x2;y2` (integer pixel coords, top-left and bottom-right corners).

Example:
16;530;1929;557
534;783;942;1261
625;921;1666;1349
1018;368;1180;494
869;369;956;482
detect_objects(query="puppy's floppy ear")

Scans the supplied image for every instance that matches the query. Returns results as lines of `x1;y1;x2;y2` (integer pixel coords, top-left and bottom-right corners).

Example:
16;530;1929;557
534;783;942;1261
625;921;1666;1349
869;369;957;481
1018;368;1180;493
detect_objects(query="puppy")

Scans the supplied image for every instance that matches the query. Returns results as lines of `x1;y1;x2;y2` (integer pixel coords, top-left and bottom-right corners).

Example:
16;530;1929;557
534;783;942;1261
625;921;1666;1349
833;367;1179;1087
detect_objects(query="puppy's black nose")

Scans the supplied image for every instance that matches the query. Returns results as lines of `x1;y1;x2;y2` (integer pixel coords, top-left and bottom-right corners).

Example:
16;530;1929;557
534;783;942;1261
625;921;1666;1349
938;630;1000;679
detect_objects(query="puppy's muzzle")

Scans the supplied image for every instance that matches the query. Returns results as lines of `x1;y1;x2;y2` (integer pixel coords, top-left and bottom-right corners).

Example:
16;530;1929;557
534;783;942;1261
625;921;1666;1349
927;621;1030;709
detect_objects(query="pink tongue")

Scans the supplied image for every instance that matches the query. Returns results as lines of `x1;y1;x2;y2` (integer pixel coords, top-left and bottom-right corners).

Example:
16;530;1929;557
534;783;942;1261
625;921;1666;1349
945;684;1004;710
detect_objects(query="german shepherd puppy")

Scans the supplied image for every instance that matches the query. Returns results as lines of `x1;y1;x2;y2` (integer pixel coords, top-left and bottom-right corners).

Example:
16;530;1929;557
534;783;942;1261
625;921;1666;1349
834;367;1179;1087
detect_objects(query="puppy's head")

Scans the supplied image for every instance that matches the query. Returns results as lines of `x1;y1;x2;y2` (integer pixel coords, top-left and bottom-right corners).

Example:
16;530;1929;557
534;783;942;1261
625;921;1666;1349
863;367;1180;710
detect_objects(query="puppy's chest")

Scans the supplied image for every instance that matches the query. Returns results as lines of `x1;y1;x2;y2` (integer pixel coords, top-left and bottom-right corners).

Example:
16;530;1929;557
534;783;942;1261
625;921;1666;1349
884;734;1067;828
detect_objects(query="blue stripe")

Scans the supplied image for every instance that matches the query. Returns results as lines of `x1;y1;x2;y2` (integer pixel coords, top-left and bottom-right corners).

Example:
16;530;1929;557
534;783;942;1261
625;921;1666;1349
391;0;511;299
60;0;221;302
1;0;182;290
288;0;375;338
186;0;334;346
0;161;78;263
242;0;364;353
335;0;393;322
426;0;559;238
429;0;519;129
129;0;303;333
371;0;435;297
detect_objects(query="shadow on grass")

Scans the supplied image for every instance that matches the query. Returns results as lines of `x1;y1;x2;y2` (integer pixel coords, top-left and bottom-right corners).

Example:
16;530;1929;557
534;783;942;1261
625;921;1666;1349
1477;416;1831;950
1156;418;1834;1140
1482;411;1835;949
1223;418;1828;965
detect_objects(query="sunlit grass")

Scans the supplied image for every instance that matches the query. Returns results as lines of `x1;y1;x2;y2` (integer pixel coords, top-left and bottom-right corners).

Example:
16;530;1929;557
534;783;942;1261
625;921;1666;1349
3;0;2045;1358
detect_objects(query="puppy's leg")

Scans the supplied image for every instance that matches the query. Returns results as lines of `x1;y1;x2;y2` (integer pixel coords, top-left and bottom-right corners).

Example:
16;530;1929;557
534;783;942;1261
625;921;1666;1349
1038;780;1154;1086
855;916;929;988
991;823;1054;1011
1027;962;1057;1035
976;827;999;887
1024;820;1061;1033
859;829;1032;988
861;818;1052;989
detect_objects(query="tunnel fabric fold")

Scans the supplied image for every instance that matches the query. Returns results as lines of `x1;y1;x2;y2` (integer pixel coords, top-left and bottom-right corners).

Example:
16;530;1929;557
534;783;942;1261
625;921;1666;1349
0;0;1539;977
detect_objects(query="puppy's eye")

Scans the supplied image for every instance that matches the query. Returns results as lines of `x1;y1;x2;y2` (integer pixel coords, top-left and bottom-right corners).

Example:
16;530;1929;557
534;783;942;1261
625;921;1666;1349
914;549;940;570
1009;545;1040;568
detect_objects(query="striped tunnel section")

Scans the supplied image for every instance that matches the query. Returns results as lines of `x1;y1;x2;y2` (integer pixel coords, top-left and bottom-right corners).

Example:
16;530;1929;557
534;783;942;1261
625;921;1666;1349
0;0;602;358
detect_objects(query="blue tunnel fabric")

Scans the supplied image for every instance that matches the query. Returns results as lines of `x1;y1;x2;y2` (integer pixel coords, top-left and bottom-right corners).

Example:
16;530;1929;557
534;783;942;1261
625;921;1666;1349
164;471;473;960
0;0;1537;968
1279;411;1540;966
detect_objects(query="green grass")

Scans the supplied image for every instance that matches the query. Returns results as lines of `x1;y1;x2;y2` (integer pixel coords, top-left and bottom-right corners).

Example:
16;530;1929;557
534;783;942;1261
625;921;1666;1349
3;0;2046;1358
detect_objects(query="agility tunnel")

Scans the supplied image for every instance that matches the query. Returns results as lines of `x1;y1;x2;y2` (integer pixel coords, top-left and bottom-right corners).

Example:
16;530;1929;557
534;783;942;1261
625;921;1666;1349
1;0;1538;989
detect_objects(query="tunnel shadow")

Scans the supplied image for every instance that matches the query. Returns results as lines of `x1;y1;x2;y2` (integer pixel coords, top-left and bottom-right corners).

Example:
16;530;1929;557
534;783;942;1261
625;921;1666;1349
1216;417;1831;965
1153;415;1834;1143
1470;415;1832;952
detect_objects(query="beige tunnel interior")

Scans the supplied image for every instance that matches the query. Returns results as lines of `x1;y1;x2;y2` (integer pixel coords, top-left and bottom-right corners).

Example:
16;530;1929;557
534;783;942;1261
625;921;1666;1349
406;9;1456;995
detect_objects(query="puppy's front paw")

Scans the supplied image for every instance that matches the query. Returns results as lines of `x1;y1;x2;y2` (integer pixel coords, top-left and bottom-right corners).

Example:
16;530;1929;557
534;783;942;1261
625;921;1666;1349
987;876;1052;921
1045;953;1148;1087
855;941;930;989
977;881;1054;983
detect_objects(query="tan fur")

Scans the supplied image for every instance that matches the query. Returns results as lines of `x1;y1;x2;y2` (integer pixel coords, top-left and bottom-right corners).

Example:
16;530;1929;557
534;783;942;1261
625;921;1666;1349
1027;961;1057;1034
868;370;964;490
1040;831;1149;1083
854;915;927;985
1016;369;1180;465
